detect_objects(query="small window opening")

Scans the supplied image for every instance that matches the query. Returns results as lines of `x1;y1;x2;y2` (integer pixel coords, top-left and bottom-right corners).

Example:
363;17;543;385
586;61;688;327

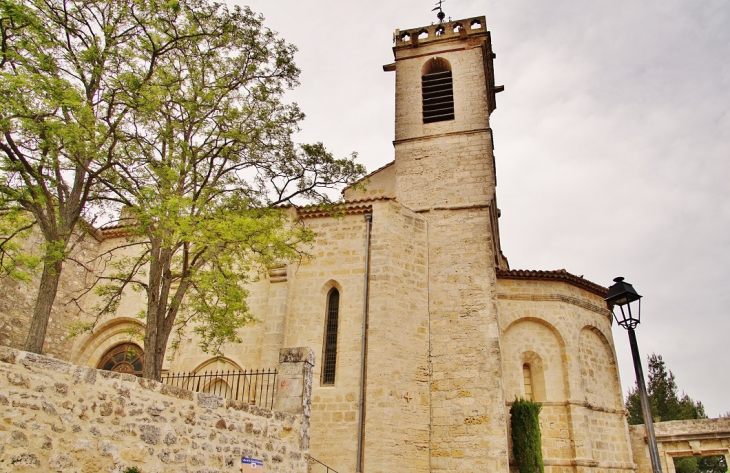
470;19;483;29
422;57;454;124
418;29;429;39
435;26;445;36
401;33;411;42
523;363;534;401
453;23;463;33
322;289;340;385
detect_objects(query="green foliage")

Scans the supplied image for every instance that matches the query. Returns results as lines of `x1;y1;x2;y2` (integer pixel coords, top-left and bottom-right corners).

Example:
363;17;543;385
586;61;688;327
82;0;365;378
510;398;544;473
0;0;213;351
674;456;727;473
0;204;39;281
65;321;94;338
626;354;706;425
1;0;363;357
124;467;141;473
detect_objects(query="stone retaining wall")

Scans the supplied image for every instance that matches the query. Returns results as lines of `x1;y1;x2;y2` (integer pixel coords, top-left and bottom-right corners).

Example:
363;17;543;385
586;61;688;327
630;418;730;473
0;346;311;473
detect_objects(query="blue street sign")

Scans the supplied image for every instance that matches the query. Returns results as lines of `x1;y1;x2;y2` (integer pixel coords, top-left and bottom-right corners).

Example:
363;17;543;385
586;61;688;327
242;457;264;468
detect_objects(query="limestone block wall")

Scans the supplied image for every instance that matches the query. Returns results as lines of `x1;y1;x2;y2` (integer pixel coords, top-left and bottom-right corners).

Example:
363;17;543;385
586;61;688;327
426;207;508;472
0;228;100;359
630;418;730;473
343;162;396;201
394;133;495;212
497;276;634;473
0;346;310;473
282;209;372;472
363;200;430;472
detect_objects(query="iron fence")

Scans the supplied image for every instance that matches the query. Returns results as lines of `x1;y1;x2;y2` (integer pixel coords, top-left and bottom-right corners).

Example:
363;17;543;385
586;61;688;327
160;368;278;409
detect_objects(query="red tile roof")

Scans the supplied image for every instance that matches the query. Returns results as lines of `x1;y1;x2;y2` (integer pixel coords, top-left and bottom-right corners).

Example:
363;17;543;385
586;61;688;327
496;268;608;298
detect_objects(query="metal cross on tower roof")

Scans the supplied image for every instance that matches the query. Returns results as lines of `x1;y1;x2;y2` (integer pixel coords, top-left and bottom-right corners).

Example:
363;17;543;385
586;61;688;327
432;0;446;23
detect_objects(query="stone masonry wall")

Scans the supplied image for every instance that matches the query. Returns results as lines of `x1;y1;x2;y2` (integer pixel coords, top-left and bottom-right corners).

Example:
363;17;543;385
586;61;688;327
0;346;310;473
0;229;100;359
363;201;430;472
630;419;730;473
425;208;508;472
283;210;371;472
497;277;634;473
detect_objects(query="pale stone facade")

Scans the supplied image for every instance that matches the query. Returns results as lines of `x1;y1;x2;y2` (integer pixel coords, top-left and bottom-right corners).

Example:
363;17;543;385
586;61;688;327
6;13;717;473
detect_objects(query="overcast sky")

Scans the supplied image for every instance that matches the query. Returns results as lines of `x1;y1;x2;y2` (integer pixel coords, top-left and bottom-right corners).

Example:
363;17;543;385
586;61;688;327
229;0;730;417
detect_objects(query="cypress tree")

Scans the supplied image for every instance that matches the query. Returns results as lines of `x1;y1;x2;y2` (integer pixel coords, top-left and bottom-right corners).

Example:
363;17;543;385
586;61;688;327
510;398;544;473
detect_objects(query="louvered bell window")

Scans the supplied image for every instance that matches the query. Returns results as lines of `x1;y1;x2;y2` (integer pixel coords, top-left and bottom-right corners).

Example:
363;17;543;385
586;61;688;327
422;70;454;123
322;289;340;385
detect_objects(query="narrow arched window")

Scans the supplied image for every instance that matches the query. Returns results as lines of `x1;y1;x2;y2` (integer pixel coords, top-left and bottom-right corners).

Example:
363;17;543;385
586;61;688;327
523;363;533;400
422;57;454;123
322;289;340;385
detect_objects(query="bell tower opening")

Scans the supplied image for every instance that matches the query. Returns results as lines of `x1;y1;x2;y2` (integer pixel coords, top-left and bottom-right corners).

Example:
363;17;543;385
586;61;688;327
422;57;454;123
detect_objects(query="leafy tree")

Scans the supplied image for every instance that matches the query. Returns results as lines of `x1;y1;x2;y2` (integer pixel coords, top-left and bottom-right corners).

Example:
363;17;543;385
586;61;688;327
81;2;364;379
0;0;209;353
626;354;727;473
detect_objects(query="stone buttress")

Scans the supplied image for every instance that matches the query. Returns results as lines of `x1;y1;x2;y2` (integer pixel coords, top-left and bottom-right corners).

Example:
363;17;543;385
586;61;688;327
387;16;509;472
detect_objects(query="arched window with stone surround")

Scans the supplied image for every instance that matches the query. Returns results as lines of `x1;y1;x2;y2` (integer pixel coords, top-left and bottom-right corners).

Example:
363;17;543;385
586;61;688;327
422;57;454;123
322;288;340;385
97;343;144;376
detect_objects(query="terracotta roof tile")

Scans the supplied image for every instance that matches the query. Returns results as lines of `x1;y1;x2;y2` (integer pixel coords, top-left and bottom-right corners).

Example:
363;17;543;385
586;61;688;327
496;268;608;298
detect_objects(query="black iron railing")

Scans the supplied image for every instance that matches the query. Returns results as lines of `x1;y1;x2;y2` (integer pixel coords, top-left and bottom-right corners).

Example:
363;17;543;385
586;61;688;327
160;368;278;409
307;455;340;473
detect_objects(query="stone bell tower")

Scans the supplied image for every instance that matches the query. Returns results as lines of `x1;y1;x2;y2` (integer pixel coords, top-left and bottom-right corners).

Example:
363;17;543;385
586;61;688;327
385;15;510;472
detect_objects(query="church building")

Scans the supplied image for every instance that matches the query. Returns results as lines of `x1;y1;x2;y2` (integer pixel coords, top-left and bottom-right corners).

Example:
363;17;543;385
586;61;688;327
0;14;640;473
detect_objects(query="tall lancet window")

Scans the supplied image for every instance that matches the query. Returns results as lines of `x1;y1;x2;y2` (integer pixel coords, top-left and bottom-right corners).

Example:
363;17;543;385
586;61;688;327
523;363;534;400
322;289;340;385
422;57;454;123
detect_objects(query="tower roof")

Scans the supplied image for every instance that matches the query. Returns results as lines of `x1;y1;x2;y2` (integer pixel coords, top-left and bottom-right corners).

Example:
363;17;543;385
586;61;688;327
393;16;488;50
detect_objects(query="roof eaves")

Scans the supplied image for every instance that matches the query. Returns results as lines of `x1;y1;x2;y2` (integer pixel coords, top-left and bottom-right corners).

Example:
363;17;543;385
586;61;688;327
496;268;608;298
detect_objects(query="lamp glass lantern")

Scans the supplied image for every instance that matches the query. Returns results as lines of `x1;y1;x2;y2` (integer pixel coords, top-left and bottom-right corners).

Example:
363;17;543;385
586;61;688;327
605;276;642;330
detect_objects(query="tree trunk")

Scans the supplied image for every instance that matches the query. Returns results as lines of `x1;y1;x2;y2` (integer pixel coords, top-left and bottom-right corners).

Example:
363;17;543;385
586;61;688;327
24;258;64;354
142;243;174;380
142;302;164;380
142;329;170;381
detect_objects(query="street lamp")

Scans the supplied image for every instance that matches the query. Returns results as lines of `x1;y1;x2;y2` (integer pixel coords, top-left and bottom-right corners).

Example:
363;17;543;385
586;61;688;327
606;277;662;473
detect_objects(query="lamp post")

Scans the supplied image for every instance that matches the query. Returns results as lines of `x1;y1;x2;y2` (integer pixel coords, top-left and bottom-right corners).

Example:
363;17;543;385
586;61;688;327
605;277;663;473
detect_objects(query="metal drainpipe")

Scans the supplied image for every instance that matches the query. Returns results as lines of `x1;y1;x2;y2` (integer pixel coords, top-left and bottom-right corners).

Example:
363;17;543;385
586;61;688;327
357;213;372;472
